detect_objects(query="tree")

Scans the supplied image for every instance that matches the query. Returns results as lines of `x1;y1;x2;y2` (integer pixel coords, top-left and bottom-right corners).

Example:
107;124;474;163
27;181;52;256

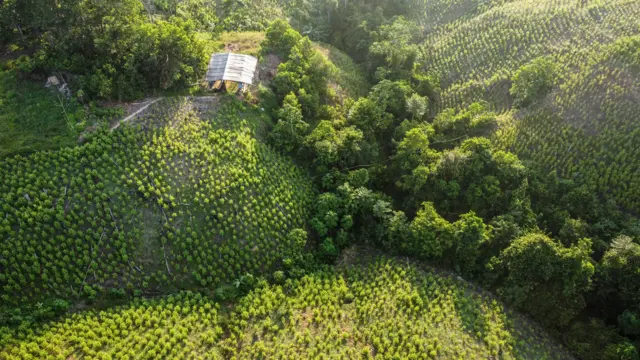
347;97;393;141
406;93;429;120
368;16;420;80
597;236;640;318
368;80;413;118
407;202;454;258
304;120;364;167
263;19;303;58
452;212;488;276
510;56;556;108
493;233;594;327
270;93;309;153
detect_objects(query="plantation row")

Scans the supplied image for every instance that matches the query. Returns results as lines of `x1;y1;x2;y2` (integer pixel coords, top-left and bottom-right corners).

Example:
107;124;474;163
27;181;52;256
0;98;314;306
414;0;640;212
0;253;570;360
492;35;640;211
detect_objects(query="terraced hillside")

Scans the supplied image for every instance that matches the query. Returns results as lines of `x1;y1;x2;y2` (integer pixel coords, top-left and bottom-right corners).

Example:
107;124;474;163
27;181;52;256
0;251;572;360
415;0;640;211
0;97;314;306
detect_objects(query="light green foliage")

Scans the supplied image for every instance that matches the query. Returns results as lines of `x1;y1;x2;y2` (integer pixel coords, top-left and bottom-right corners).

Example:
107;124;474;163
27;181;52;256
453;211;488;276
393;123;437;174
432;102;498;145
0;292;224;359
219;253;572;359
406;93;429;120
313;43;370;99
270;93;309;152
408;202;454;258
510;56;556;107
0;97;313;305
1;255;570;359
492;233;595;327
286;228;308;257
263;19;303;58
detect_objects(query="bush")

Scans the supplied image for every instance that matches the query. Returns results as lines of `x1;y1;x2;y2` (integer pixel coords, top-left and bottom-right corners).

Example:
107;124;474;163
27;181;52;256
494;233;594;328
510;56;556;107
263;19;302;58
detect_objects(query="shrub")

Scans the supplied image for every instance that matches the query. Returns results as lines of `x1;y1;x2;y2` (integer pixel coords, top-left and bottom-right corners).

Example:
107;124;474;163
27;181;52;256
510;56;556;107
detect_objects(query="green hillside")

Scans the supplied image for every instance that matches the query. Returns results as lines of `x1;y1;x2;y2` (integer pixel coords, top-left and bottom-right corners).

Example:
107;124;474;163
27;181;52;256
0;97;313;305
416;0;640;211
0;251;571;360
2;1;640;359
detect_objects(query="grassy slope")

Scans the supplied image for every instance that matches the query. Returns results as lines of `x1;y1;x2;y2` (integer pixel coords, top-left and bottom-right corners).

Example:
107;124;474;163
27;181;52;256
0;96;313;306
416;0;640;211
315;43;371;100
0;69;82;158
0;250;571;360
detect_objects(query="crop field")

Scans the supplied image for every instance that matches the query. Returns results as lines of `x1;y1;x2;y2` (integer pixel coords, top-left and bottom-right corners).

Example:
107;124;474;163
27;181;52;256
0;251;571;360
0;97;314;306
414;0;640;211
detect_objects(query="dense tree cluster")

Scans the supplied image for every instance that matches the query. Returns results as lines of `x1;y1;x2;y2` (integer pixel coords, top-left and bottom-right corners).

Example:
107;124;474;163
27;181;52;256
267;12;640;358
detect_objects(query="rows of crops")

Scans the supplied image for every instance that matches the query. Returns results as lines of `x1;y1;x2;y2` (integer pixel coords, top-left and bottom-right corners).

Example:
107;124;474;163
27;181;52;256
0;97;314;306
412;0;640;212
0;252;570;359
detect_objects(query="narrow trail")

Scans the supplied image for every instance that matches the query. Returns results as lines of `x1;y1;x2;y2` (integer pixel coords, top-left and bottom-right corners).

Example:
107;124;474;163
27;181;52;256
110;98;163;130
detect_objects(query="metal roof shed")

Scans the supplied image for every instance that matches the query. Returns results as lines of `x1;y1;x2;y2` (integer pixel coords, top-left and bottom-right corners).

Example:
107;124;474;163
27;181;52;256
206;53;258;85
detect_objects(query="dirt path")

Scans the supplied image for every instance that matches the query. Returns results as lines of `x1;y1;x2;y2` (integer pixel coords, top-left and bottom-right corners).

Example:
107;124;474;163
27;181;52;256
110;98;163;130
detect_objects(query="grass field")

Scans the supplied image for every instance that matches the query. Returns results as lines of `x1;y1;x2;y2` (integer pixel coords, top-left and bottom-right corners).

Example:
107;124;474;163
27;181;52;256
0;69;84;158
0;250;571;360
0;96;313;306
314;43;371;100
413;0;640;212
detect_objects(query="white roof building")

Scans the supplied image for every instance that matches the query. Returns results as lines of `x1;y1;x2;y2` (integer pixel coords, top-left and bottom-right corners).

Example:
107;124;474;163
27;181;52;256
206;53;258;85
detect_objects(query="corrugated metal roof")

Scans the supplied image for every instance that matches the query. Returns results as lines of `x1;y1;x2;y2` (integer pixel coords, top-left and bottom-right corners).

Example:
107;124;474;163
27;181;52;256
206;53;258;85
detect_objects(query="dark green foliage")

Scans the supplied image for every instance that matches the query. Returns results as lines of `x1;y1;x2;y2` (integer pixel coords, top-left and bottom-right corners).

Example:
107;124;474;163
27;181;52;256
368;80;413;118
491;233;594;328
510;56;556;108
564;318;639;360
304;120;364;167
4;0;207;101
347;97;394;141
368;17;421;81
270;93;309;153
151;0;219;31
619;310;640;337
452;211;488;276
596;236;640;317
263;19;303;59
